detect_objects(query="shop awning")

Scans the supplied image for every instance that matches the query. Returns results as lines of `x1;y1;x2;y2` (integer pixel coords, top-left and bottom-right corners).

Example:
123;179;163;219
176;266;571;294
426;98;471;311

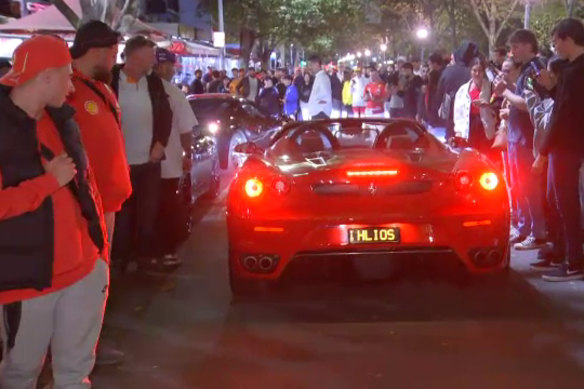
0;0;160;36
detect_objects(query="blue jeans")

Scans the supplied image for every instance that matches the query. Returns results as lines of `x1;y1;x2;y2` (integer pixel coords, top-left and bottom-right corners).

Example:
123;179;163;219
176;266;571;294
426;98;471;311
507;142;546;239
549;151;583;266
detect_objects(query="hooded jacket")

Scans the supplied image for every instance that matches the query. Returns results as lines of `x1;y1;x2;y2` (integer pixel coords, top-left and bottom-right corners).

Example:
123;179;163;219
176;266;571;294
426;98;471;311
434;41;478;122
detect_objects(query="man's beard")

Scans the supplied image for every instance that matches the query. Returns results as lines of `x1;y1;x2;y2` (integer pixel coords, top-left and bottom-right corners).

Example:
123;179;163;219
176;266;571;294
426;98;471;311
93;66;113;84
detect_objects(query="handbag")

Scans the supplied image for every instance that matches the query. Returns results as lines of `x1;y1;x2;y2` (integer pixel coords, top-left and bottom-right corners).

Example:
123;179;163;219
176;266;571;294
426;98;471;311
438;91;454;121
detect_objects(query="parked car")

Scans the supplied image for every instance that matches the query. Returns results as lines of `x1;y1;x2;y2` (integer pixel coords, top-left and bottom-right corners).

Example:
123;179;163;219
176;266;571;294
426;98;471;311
188;94;285;169
187;127;220;204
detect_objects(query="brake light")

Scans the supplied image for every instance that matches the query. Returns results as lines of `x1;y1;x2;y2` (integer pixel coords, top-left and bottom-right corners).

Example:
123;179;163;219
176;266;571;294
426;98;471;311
347;169;399;177
245;178;263;198
455;171;473;191
272;177;291;194
479;172;499;191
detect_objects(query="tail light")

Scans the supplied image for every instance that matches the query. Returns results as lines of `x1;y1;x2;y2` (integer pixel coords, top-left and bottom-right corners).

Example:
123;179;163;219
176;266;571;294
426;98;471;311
455;170;499;191
455;171;473;191
272;177;291;194
245;178;263;198
479;172;499;191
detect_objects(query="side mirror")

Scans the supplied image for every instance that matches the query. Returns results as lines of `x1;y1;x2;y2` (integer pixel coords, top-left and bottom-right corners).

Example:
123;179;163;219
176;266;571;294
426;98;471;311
233;141;264;155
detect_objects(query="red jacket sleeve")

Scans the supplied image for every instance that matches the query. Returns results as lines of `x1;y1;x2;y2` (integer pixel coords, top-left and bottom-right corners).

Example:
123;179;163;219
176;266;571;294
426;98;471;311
0;171;60;220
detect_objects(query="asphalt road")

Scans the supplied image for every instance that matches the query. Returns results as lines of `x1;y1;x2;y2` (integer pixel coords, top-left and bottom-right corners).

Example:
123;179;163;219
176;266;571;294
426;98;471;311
92;173;584;389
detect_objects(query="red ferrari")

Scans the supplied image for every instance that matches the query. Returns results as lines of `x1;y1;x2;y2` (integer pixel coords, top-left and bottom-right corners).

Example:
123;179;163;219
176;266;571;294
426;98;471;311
227;119;510;295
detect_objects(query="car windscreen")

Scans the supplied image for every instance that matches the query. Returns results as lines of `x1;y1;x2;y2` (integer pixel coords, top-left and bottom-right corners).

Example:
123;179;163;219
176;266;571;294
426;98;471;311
189;99;234;123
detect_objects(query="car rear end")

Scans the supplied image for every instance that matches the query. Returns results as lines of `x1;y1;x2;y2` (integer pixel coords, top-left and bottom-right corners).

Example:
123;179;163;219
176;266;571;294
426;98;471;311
227;149;509;283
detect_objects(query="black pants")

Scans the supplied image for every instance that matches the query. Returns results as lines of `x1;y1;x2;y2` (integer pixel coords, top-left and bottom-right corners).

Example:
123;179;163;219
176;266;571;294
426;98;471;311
549;150;583;267
154;178;189;256
113;162;161;261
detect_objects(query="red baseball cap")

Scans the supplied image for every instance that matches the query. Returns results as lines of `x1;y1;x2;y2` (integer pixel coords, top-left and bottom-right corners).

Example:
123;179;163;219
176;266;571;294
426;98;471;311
0;35;72;87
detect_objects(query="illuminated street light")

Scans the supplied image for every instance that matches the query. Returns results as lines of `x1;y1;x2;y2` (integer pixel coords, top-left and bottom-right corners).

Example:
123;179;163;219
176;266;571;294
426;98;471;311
357;51;362;58
380;43;387;52
416;28;429;40
416;27;430;61
364;49;371;57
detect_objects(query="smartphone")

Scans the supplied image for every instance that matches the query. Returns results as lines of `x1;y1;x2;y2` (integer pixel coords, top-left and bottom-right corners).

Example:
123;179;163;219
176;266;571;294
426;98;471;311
529;62;541;78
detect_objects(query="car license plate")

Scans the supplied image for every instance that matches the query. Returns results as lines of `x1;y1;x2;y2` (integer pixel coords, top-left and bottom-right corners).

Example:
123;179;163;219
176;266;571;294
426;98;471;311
349;227;400;244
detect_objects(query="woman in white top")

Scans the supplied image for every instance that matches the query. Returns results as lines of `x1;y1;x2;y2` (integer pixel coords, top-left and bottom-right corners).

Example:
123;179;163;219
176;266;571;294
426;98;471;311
453;57;496;156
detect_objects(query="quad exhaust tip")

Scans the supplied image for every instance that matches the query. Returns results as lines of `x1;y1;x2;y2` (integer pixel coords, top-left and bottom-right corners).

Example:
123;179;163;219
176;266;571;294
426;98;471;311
259;256;274;271
241;254;279;272
243;256;258;270
471;248;503;266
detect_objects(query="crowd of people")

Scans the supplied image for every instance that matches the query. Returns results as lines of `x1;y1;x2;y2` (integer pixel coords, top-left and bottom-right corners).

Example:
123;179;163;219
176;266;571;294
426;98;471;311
0;14;583;388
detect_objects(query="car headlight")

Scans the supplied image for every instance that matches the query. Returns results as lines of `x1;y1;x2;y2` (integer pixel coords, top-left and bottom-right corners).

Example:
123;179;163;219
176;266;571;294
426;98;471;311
208;122;219;134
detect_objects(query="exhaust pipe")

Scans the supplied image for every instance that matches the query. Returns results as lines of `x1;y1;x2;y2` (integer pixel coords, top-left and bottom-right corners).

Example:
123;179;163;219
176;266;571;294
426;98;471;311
488;249;502;263
473;250;486;264
243;256;258;270
259;256;274;271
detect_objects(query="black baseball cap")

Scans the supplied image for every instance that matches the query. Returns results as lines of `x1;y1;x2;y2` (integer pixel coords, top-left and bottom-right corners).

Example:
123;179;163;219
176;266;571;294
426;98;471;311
70;20;121;59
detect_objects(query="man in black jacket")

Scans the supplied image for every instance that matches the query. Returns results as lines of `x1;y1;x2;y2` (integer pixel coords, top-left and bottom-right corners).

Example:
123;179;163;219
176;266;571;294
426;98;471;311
109;36;173;270
434;41;478;139
189;69;204;94
538;19;584;282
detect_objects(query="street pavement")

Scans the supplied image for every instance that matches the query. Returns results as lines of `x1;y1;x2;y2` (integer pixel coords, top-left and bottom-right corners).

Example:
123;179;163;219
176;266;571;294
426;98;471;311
92;172;584;389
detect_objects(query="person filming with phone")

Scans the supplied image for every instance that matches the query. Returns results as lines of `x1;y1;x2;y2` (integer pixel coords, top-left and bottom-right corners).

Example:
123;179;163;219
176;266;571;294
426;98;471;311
452;56;496;157
493;29;547;252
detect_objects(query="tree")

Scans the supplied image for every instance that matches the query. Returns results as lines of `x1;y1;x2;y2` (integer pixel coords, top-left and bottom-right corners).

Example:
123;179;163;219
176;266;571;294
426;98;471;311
51;0;139;32
199;0;364;68
564;0;577;16
469;0;521;53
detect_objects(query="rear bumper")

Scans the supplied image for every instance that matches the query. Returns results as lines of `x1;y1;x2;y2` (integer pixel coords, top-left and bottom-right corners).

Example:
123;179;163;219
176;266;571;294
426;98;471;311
228;213;510;279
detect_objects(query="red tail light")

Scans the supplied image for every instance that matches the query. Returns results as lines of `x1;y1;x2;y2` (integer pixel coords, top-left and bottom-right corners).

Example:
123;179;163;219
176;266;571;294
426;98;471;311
245;178;263;198
479;172;499;191
455;171;499;191
455;171;473;191
272;177;291;195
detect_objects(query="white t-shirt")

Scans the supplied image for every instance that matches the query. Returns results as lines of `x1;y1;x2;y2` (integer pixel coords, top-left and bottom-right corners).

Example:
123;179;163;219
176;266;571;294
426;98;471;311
307;70;332;117
161;80;198;179
118;72;154;165
351;76;369;108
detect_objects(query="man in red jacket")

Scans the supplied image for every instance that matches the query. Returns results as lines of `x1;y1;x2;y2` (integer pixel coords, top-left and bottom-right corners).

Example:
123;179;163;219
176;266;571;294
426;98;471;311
0;36;108;388
67;20;133;366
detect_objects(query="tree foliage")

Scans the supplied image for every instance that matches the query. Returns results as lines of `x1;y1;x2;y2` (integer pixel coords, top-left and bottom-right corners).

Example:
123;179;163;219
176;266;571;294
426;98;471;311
199;0;364;68
468;0;521;53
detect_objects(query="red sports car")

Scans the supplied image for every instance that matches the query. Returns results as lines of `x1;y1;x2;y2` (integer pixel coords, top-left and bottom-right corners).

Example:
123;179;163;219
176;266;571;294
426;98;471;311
227;119;510;295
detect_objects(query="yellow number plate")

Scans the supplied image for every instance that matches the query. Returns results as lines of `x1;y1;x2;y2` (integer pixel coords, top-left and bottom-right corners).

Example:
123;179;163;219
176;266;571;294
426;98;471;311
349;227;400;244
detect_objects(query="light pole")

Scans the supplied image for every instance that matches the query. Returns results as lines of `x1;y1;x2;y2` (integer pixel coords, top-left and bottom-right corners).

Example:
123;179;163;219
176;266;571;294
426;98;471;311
218;0;225;70
380;43;387;63
416;27;429;62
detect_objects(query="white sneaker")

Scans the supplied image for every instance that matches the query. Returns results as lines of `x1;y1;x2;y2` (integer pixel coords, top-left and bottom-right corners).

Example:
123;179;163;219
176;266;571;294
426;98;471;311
514;236;548;251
